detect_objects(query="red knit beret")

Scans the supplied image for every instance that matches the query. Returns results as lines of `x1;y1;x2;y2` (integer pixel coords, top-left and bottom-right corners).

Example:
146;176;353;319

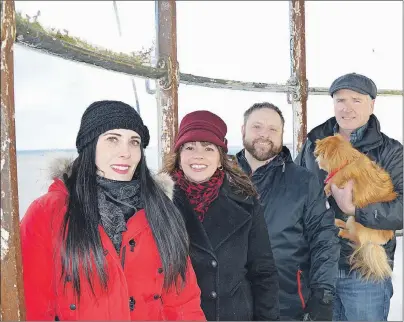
174;110;228;153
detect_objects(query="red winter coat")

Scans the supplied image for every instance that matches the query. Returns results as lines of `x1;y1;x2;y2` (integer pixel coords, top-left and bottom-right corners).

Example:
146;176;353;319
20;177;206;321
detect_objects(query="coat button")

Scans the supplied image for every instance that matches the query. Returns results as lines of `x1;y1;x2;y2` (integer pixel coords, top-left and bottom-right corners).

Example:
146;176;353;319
210;291;217;299
158;267;163;274
70;304;76;310
129;296;135;311
211;260;217;268
154;294;160;300
129;239;136;252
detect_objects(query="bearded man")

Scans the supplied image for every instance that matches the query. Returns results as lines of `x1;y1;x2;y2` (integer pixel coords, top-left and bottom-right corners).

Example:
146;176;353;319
235;102;340;321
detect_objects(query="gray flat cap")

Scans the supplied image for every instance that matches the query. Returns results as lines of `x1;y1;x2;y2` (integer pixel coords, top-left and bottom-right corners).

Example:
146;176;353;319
329;73;377;99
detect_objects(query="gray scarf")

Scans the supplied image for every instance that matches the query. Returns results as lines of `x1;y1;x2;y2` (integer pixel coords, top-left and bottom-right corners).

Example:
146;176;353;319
97;176;143;253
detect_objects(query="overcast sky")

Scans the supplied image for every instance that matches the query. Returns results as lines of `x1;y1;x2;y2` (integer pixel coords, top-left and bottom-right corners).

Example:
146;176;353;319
14;1;403;152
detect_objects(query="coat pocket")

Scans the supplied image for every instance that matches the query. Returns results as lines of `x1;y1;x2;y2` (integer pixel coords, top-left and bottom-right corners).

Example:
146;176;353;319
229;280;253;320
230;280;243;296
55;276;78;320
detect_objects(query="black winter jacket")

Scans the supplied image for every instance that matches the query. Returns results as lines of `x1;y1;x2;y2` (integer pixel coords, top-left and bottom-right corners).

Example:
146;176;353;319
173;177;280;321
236;147;340;320
295;114;403;270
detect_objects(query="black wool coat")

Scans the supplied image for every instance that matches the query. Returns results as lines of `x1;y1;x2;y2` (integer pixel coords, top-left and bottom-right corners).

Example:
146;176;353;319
173;178;280;321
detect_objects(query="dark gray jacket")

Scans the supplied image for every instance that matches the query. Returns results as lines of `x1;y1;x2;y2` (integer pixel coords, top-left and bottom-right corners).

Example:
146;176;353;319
295;114;403;270
237;147;340;320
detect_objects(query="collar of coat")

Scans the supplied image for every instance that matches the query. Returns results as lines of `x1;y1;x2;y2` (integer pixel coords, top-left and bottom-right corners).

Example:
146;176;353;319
234;145;293;176
307;114;383;152
221;176;255;206
174;175;255;254
174;174;254;207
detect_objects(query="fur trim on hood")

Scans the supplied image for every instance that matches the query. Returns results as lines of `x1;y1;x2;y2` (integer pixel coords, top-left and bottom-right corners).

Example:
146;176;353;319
48;158;174;200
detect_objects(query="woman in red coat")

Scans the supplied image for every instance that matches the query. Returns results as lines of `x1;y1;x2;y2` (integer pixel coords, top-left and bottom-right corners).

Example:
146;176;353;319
20;100;206;321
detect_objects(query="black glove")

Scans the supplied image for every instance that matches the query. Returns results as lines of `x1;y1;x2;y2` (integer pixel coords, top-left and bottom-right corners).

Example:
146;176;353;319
302;288;334;321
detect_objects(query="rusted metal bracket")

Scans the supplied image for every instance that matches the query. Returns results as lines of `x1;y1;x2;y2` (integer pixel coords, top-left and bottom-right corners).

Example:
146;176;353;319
156;56;175;90
286;75;298;103
286;75;309;103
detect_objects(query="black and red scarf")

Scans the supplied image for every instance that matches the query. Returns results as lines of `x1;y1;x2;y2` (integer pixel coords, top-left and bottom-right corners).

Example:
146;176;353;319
174;169;225;222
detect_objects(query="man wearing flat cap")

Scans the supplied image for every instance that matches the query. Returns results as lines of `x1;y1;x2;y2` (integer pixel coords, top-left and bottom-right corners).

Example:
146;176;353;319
296;72;403;321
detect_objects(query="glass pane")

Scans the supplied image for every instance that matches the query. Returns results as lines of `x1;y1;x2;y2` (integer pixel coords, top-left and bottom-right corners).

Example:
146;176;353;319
15;1;155;54
178;85;294;152
15;46;159;216
177;1;291;83
305;1;402;89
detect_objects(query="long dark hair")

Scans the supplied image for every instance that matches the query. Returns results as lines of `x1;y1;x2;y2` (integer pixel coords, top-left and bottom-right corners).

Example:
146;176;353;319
62;141;189;299
161;142;258;197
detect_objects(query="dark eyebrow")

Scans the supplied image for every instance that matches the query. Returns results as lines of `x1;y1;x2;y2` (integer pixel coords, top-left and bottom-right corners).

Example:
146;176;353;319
103;132;141;139
103;132;121;137
200;141;215;147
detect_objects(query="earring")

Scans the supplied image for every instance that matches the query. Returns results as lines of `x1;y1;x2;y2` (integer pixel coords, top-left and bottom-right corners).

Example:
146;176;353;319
218;165;223;171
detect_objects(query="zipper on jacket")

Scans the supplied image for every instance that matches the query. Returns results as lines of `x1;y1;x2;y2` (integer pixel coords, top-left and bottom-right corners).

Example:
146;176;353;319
297;269;306;309
121;245;127;269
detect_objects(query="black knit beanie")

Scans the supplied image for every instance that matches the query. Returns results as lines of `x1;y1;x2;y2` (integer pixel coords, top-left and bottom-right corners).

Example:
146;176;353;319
76;100;150;153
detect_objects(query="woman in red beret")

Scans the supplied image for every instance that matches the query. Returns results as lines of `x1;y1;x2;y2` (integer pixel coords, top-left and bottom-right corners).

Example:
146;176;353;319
161;110;280;321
